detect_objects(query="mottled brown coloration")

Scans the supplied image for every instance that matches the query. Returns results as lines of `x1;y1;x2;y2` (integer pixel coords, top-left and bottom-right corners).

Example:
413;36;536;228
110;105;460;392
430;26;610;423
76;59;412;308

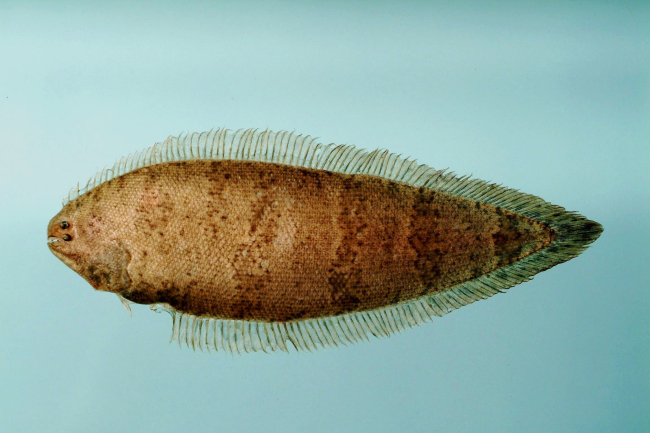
48;160;554;322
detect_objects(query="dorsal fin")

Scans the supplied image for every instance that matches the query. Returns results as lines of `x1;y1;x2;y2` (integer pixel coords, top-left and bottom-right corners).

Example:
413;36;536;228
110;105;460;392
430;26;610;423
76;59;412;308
64;128;445;205
67;127;602;353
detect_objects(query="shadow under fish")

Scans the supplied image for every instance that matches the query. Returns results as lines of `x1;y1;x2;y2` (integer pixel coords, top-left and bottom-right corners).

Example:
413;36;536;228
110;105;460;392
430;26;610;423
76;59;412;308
47;128;603;353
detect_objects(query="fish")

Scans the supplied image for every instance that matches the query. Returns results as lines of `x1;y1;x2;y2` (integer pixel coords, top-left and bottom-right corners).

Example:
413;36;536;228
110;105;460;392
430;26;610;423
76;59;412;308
47;128;603;353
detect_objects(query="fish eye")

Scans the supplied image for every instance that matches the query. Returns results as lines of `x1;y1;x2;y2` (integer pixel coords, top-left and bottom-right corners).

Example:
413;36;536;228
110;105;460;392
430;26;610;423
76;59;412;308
62;234;72;241
60;221;70;229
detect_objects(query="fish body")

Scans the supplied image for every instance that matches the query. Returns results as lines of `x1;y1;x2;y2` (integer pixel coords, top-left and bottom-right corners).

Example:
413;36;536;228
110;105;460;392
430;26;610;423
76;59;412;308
47;129;602;352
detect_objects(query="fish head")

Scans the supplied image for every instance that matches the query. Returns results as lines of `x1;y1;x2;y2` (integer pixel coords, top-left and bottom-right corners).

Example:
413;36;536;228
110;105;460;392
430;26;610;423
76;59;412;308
47;201;132;293
47;205;87;270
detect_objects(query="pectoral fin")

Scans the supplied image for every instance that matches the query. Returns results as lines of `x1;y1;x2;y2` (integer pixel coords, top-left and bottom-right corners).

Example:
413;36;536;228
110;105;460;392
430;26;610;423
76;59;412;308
82;243;132;293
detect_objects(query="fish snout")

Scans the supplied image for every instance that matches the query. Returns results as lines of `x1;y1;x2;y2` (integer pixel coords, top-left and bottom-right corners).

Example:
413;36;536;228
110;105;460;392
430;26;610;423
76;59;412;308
47;222;62;244
47;218;73;246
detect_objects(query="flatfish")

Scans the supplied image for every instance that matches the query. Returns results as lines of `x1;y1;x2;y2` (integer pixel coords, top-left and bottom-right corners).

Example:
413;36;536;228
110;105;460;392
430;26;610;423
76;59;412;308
47;128;603;353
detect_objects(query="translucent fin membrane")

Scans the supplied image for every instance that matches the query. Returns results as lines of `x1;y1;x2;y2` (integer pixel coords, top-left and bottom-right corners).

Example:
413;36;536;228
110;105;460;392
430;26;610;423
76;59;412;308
73;127;601;353
150;302;433;354
64;128;445;205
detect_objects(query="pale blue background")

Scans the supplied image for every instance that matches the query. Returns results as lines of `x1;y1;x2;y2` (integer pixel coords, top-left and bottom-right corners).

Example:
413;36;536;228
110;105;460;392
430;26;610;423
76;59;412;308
1;1;648;432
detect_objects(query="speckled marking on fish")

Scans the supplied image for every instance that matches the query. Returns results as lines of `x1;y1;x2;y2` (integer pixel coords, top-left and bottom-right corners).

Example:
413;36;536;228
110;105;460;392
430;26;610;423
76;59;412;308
47;128;603;353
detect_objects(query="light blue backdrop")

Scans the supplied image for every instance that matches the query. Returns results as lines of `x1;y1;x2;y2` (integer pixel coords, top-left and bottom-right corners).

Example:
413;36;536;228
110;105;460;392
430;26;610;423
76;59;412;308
1;1;648;432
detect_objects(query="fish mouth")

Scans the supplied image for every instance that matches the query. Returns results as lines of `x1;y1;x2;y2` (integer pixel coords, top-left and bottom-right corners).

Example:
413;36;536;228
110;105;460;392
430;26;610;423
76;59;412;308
47;236;77;269
47;236;63;245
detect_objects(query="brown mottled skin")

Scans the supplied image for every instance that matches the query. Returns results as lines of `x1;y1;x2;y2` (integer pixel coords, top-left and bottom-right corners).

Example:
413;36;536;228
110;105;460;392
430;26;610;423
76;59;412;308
47;160;554;322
